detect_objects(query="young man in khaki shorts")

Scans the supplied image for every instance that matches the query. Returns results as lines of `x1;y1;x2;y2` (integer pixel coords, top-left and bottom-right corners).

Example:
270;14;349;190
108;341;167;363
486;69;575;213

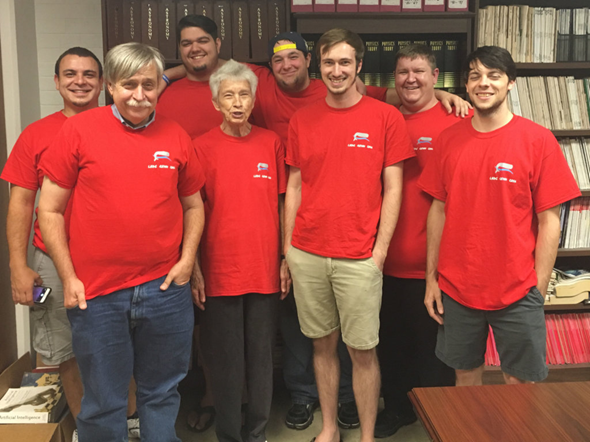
284;28;414;442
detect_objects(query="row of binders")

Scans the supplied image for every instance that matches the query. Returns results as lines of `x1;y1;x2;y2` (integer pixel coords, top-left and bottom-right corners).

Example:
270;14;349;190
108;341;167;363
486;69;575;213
559;197;590;250
291;0;468;13
305;38;462;89
478;6;590;63
485;314;590;366
105;0;289;62
507;77;590;131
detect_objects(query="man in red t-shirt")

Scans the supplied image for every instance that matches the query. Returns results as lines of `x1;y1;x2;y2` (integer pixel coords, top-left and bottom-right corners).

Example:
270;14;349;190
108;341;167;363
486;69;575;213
285;29;414;442
38;43;206;442
376;44;464;438
419;46;580;387
0;47;110;438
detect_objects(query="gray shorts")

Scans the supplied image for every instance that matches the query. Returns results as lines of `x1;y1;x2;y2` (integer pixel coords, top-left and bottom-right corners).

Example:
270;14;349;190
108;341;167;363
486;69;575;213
436;288;548;382
30;248;74;365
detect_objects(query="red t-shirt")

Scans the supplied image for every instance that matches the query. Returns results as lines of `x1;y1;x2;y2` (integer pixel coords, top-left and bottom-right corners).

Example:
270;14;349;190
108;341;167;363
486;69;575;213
1;112;68;254
250;64;387;142
287;96;414;259
156;78;223;139
418;115;581;310
40;107;206;300
193;126;287;297
384;103;466;279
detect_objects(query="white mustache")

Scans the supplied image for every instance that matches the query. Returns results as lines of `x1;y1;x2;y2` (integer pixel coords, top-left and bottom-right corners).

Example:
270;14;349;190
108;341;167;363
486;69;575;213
126;99;151;108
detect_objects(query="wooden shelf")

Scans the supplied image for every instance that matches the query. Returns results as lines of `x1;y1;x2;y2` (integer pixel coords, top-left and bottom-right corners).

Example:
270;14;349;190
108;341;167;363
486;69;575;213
582;190;590;197
294;13;475;35
544;303;590;312
558;249;590;257
516;62;590;71
552;130;590;137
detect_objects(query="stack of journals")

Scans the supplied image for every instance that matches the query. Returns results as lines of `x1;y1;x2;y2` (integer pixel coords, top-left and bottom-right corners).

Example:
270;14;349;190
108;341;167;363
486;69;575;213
478;6;590;63
485;313;590;366
559;198;590;249
560;139;590;192
507;77;590;131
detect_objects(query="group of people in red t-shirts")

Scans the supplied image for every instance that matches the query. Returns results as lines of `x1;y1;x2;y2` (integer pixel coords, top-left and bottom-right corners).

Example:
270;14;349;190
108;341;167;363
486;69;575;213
2;12;581;442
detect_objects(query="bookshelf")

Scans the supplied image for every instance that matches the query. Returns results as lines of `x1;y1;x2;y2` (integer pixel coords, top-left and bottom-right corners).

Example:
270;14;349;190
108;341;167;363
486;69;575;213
478;0;590;382
100;0;590;381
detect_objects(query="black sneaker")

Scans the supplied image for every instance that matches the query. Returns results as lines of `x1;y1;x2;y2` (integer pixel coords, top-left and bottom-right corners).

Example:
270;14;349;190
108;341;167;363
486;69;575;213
285;401;318;430
337;401;360;429
374;408;417;438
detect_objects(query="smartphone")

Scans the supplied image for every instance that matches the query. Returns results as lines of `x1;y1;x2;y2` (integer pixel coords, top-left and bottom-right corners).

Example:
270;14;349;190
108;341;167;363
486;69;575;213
33;286;52;304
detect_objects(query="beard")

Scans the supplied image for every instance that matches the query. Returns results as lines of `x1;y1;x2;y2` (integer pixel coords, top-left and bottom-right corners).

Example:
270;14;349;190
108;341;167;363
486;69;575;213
473;97;505;117
277;73;306;92
191;64;208;73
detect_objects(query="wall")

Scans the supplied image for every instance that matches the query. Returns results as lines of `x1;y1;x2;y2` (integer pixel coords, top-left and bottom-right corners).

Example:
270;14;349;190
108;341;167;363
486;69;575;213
0;38;18;374
35;0;105;118
1;0;105;362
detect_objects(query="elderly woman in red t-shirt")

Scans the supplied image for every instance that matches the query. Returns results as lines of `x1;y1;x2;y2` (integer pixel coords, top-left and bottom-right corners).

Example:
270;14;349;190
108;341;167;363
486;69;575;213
191;59;290;442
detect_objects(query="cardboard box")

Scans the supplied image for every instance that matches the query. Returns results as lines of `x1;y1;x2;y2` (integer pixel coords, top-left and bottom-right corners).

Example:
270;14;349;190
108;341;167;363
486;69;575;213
0;354;75;442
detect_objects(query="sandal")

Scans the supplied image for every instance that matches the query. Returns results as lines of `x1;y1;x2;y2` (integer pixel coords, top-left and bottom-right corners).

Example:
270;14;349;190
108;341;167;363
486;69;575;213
187;406;216;433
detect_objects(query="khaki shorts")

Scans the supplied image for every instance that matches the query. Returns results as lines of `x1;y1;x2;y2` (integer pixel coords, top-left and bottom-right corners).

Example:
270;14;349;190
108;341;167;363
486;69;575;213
286;246;382;350
31;248;74;365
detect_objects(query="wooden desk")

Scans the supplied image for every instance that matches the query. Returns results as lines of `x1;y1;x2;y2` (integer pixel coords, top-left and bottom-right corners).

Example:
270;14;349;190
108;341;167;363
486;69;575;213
409;382;590;442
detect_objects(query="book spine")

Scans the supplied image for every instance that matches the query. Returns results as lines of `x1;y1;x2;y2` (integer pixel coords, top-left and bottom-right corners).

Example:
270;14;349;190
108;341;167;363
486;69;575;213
359;0;379;12
250;0;269;61
232;0;250;61
380;0;401;13
423;0;444;12
337;0;358;12
314;0;335;12
214;0;232;59
267;0;287;40
443;40;459;89
106;0;124;50
446;0;467;12
141;1;159;47
380;40;398;88
429;40;445;89
195;0;214;17
177;1;194;19
123;0;142;43
158;0;177;60
402;0;422;12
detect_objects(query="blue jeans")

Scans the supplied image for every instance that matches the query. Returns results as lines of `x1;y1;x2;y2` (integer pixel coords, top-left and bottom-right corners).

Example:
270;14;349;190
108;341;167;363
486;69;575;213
280;292;354;404
68;275;193;442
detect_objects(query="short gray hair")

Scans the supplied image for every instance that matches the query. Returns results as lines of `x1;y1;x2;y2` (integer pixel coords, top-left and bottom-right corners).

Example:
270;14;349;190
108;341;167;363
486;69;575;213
104;42;164;84
209;60;258;100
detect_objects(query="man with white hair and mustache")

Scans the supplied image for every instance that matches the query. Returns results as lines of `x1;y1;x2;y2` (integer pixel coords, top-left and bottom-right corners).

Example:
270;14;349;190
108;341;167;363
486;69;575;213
38;42;206;442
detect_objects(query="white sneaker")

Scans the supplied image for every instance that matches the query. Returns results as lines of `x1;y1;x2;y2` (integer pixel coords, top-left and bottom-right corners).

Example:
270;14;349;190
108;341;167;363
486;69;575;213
127;415;140;439
72;429;79;442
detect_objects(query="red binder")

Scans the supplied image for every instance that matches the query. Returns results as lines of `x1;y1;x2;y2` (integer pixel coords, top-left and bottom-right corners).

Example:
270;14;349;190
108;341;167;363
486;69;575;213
291;0;313;12
446;0;468;12
402;0;422;12
337;0;358;12
314;0;335;12
379;0;400;12
359;0;379;12
424;0;444;12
